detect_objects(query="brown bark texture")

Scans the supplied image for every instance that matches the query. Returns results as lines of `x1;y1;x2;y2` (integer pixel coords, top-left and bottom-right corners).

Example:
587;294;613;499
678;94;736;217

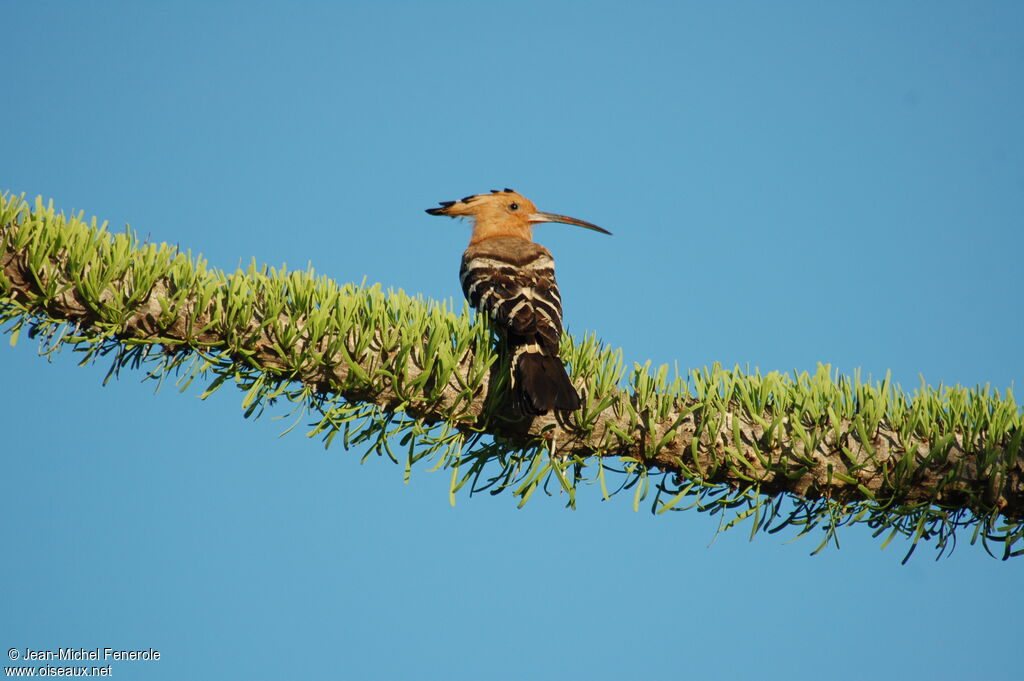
2;198;1022;553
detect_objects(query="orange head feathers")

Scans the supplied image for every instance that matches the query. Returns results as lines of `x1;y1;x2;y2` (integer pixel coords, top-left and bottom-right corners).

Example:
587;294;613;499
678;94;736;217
425;188;611;244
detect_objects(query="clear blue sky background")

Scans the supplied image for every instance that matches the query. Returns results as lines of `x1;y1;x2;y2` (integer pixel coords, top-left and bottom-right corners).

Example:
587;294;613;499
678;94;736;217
3;2;1022;679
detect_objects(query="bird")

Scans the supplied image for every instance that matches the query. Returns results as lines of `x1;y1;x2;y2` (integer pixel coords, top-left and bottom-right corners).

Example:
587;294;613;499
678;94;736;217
425;189;610;415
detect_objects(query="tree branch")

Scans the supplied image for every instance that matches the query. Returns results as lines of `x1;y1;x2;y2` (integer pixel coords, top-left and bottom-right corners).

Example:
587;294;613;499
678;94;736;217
2;193;1022;559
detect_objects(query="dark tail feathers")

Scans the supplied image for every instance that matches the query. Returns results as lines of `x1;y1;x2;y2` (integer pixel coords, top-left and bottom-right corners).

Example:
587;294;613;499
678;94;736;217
513;352;581;415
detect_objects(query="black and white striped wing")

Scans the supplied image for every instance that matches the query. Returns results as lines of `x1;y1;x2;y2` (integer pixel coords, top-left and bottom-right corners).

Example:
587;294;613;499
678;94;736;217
459;250;563;353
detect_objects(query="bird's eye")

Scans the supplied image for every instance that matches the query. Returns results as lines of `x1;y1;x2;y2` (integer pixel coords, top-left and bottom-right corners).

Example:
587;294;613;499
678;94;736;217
509;202;519;211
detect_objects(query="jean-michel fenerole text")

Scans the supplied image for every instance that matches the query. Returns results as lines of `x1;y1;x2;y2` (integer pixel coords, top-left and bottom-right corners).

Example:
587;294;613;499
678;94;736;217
20;648;159;661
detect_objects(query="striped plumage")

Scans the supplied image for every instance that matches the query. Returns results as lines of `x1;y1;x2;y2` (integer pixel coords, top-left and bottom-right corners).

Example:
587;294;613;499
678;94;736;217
460;236;576;413
426;189;610;415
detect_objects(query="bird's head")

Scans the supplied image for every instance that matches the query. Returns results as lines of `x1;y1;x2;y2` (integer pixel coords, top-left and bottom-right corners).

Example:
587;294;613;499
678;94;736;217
426;188;610;244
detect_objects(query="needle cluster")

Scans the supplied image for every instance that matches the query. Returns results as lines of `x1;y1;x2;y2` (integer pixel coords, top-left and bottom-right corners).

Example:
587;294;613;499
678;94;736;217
2;193;1021;560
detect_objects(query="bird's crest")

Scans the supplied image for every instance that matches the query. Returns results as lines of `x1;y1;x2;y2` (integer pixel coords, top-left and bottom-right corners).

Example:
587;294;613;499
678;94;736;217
425;189;611;243
425;188;532;219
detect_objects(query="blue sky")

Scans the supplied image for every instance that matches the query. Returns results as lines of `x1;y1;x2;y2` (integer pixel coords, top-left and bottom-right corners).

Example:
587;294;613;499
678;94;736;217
2;2;1022;679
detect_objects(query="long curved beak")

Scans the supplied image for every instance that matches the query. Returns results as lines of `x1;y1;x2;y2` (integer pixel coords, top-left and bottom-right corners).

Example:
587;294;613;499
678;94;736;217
528;211;612;235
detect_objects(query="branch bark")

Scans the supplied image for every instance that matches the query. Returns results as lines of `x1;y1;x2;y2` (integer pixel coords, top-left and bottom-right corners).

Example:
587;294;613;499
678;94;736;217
2;205;1022;529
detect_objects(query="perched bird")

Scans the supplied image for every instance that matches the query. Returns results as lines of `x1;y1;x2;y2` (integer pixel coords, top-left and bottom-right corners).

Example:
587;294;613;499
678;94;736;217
426;189;610;415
